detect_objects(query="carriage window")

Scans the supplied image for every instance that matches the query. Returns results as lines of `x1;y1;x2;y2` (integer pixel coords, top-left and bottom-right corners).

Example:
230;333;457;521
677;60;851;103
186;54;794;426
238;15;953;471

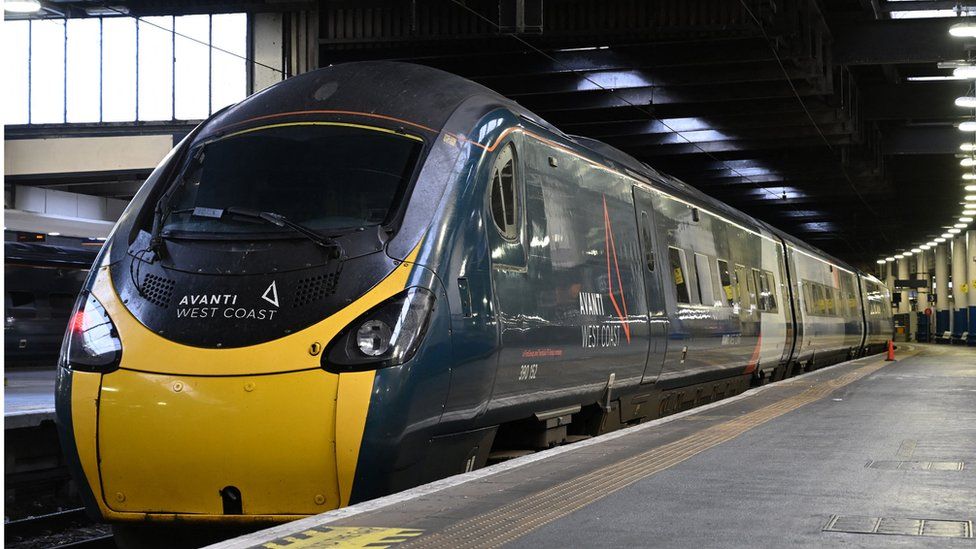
669;247;690;304
694;253;714;306
8;291;35;308
735;264;751;309
811;284;824;315
825;287;836;316
49;293;77;313
6;291;37;319
751;268;763;311
717;259;734;306
489;143;519;240
762;270;778;312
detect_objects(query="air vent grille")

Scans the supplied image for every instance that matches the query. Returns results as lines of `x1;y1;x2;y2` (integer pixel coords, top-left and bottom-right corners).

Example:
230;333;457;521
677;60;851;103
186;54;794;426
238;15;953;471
142;273;176;308
293;270;341;308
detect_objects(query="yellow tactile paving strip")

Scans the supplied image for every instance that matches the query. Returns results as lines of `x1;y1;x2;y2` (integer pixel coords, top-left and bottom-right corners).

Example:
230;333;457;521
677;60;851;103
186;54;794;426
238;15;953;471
401;355;896;549
258;527;423;548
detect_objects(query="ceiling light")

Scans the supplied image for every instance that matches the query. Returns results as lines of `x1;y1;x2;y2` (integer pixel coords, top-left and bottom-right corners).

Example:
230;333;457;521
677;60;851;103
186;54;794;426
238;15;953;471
949;228;962;234
964;210;976;215
966;195;976;201
955;223;969;228
47;232;61;236
957;96;976;108
950;22;976;38
926;241;938;246
876;259;886;264
961;122;976;132
911;248;922;253
895;254;905;259
961;217;974;222
886;257;896;262
907;75;969;81
955;66;976;79
962;143;976;152
920;245;931;250
964;173;976;180
935;238;947;243
966;185;976;191
3;0;41;13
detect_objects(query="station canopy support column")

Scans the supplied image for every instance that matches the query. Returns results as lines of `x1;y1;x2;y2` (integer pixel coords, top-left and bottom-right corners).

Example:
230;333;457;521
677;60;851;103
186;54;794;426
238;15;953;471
935;243;950;336
952;235;968;339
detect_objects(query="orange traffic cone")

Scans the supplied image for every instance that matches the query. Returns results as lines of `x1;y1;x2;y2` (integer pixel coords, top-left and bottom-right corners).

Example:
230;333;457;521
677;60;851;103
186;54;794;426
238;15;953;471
885;340;895;361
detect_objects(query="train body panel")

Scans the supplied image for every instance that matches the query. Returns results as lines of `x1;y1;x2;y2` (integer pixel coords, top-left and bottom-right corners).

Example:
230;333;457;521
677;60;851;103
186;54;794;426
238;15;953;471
5;243;96;366
53;62;893;527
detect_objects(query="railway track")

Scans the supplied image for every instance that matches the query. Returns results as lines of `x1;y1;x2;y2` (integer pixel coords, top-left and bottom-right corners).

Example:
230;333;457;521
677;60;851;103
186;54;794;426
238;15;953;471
5;508;115;549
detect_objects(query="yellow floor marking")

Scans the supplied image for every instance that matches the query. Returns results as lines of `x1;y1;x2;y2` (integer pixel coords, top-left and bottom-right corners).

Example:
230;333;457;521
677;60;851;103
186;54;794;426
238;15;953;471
402;355;897;549
259;527;423;548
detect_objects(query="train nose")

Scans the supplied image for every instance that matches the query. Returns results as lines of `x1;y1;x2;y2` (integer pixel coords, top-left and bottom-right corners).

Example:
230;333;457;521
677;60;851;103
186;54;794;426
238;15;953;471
96;368;349;516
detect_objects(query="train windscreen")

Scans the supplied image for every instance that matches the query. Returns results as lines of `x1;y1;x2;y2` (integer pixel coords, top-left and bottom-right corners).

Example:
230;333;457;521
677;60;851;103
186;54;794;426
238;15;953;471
163;123;423;236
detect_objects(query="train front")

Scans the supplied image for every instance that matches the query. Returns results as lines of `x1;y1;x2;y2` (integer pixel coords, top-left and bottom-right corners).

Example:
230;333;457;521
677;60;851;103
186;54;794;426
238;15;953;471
54;63;467;528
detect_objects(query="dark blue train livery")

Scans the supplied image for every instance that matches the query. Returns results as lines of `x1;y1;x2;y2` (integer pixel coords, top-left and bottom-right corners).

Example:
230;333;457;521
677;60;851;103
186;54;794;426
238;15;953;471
55;62;892;538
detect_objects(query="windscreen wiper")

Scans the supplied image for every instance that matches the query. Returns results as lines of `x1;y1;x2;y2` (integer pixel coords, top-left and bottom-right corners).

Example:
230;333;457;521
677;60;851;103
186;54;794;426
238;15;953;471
197;206;344;259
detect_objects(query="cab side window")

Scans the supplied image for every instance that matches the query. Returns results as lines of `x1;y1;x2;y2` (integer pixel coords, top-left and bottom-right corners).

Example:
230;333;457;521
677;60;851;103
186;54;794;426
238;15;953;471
489;144;519;240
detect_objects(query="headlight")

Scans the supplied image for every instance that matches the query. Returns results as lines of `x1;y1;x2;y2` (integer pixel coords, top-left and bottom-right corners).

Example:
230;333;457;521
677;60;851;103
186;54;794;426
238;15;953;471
324;287;436;372
61;292;123;372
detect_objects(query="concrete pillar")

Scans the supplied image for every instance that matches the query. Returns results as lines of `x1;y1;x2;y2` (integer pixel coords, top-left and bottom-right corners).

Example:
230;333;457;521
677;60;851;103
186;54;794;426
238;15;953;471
968;231;976;344
915;250;929;341
952;235;968;338
885;261;896;306
897;256;910;315
935;243;950;336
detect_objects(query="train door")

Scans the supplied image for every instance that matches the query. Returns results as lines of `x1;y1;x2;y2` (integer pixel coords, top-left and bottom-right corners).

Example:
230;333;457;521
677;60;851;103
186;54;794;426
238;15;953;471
633;186;669;383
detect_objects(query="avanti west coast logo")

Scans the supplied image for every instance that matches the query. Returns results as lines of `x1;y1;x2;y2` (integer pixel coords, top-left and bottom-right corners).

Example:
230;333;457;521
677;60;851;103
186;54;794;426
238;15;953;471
176;281;280;320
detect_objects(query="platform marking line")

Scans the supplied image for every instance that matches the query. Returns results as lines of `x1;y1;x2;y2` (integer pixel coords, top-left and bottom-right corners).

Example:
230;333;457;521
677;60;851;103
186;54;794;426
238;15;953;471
257;526;423;548
401;357;892;549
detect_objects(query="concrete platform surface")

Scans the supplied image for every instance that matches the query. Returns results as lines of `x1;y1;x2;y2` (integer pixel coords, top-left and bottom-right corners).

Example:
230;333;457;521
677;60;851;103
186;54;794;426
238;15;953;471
4;367;57;429
211;344;976;548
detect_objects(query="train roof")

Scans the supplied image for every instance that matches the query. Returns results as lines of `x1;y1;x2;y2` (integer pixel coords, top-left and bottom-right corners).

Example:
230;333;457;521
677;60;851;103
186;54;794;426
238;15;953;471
199;61;859;275
199;61;565;142
4;242;99;268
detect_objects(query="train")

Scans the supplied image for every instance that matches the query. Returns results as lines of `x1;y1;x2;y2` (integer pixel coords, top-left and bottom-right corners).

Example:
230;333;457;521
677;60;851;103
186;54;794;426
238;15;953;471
55;62;893;544
5;242;98;367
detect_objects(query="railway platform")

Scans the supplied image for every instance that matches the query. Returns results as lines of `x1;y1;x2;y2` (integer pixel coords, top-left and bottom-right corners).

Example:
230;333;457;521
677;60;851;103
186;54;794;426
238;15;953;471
4;367;57;429
212;344;976;548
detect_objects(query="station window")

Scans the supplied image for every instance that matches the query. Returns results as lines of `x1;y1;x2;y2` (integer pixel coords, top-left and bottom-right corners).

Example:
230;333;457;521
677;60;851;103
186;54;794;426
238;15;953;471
489;143;519;240
4;14;247;125
669;247;690;304
717;259;735;306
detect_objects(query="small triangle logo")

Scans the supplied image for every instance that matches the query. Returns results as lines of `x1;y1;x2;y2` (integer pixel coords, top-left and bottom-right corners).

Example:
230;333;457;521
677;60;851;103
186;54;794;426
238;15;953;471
261;281;279;307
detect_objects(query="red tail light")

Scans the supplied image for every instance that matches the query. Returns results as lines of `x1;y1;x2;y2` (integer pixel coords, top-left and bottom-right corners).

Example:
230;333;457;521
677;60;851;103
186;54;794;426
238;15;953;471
61;292;122;372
